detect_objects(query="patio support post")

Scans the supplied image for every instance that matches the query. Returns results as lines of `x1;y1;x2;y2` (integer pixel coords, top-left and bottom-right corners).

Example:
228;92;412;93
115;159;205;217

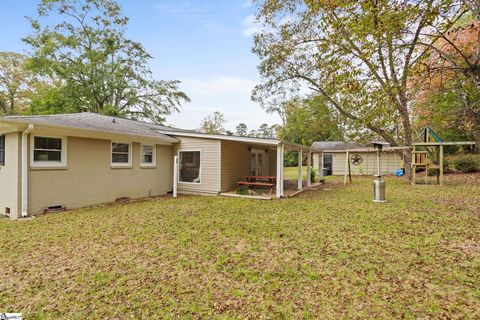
307;151;312;187
319;152;324;179
276;143;284;198
298;149;303;190
173;155;178;198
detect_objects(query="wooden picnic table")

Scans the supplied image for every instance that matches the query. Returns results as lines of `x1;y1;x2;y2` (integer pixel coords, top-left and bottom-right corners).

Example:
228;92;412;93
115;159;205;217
245;176;277;183
237;181;275;195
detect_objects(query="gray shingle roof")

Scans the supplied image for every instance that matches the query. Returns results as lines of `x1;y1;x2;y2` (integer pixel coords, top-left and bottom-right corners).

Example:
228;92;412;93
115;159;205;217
2;112;182;142
311;141;366;151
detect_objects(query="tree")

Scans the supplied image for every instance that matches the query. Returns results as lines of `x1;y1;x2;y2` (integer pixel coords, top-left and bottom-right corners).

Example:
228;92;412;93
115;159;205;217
0;52;32;115
278;96;344;146
252;0;464;174
199;111;226;134
413;14;480;150
256;123;274;138
23;0;189;124
235;123;248;136
415;79;479;144
26;81;78;115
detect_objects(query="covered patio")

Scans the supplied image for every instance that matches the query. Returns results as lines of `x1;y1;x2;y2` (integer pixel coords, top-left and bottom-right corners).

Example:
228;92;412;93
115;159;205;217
221;140;313;199
166;131;313;199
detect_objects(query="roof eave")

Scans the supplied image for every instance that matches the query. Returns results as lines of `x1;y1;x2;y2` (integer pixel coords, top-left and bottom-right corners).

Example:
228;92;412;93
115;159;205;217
0;118;180;144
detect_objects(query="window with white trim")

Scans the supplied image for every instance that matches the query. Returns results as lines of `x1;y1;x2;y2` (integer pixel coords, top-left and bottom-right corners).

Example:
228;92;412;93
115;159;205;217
32;136;65;166
179;151;201;183
111;143;131;166
141;145;156;166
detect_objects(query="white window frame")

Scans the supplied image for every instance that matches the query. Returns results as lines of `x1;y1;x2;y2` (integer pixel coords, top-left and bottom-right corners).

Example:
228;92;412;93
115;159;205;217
178;149;202;184
111;141;132;168
140;144;156;168
30;135;67;168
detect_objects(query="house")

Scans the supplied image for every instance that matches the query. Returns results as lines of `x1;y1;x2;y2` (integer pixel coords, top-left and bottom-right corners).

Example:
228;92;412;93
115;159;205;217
311;141;403;176
0;113;312;219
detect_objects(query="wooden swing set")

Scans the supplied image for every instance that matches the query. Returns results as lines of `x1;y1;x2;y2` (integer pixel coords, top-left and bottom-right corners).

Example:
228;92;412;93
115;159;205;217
411;128;475;185
340;128;476;186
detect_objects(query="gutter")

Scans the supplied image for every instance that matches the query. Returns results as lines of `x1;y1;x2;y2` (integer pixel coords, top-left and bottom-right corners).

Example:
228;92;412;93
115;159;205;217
21;124;34;217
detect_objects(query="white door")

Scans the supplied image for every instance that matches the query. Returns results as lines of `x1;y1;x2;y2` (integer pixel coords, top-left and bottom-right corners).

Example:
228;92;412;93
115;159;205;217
251;150;266;176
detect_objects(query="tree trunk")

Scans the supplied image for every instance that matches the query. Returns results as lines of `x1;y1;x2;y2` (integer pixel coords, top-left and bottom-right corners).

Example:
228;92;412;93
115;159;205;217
468;108;480;153
474;130;480;154
397;94;413;178
8;94;15;113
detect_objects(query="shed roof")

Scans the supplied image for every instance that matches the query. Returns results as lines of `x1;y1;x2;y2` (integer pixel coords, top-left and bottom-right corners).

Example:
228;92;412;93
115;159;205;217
311;141;365;151
1;112;181;142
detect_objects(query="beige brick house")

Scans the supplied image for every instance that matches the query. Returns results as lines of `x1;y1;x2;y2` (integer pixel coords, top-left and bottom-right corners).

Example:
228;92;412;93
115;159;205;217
0;113;311;218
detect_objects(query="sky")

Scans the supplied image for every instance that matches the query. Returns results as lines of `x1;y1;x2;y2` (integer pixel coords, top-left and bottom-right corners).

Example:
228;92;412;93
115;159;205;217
0;0;281;131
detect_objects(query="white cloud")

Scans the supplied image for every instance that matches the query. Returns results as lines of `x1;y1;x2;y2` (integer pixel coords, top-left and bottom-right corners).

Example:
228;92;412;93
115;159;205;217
181;76;257;96
166;76;281;130
242;14;261;37
243;0;254;7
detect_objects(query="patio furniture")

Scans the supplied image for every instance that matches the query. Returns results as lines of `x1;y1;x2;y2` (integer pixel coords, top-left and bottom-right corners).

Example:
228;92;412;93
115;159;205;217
237;181;275;195
245;176;277;183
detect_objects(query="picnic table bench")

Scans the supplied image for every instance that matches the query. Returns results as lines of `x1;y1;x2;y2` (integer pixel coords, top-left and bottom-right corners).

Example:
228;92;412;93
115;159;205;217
237;180;275;195
245;176;276;183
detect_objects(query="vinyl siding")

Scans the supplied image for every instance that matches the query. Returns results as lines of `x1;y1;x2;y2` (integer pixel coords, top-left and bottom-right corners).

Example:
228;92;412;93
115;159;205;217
0;132;21;218
313;153;321;174
268;149;277;176
221;140;251;191
220;141;278;192
28;136;173;214
326;152;402;175
173;137;221;194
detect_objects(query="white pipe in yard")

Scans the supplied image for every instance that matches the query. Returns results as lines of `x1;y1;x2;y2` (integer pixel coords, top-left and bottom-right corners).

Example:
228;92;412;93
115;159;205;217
21;124;34;217
173;155;178;198
276;143;284;198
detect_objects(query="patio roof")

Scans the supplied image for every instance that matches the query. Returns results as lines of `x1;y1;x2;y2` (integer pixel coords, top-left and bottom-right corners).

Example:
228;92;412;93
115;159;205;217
156;130;312;150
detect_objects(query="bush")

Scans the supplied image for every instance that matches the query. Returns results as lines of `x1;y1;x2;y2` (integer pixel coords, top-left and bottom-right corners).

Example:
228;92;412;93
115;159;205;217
284;150;298;167
445;154;480;173
235;187;249;195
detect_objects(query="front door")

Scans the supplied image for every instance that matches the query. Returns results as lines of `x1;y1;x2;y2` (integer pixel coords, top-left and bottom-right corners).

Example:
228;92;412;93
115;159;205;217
251;150;266;176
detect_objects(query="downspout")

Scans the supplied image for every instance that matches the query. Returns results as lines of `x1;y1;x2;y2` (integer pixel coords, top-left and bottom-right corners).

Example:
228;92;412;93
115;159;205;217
21;124;34;217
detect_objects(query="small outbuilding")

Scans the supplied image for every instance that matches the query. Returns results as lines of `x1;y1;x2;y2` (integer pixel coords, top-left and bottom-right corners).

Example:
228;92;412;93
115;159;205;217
311;141;403;176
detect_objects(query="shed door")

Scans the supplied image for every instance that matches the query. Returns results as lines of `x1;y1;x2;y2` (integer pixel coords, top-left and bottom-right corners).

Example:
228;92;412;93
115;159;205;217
323;154;333;176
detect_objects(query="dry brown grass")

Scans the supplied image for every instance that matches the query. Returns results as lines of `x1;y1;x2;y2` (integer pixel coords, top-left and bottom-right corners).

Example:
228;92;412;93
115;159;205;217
0;174;479;319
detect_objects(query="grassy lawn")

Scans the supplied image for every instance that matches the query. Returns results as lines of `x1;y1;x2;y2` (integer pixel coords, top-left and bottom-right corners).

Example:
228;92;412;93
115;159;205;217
284;166;309;180
1;175;479;318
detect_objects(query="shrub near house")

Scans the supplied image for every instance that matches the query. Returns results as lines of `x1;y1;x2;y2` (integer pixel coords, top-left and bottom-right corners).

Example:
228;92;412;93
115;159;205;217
446;154;480;173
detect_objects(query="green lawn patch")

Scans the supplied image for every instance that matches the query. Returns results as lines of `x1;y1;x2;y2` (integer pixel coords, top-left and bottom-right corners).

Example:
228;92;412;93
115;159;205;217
1;174;479;318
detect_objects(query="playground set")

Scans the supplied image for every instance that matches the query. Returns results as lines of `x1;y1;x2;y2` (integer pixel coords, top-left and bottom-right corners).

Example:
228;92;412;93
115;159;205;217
335;128;476;201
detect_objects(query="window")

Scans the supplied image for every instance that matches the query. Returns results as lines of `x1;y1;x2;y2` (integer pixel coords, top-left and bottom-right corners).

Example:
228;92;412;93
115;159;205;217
0;135;4;166
31;136;67;167
179;151;201;183
141;145;156;167
111;142;131;166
